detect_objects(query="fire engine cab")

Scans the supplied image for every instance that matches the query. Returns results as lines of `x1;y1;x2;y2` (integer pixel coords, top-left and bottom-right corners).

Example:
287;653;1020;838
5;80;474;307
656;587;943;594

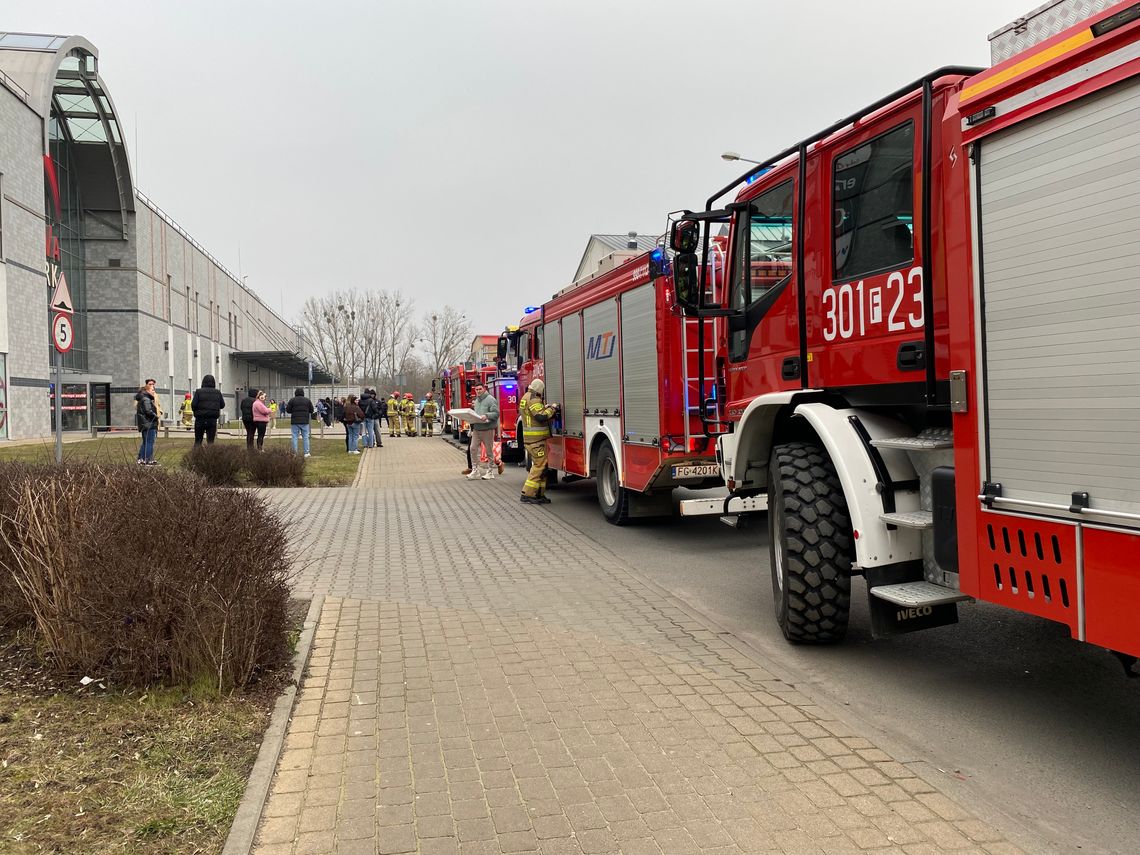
670;0;1140;664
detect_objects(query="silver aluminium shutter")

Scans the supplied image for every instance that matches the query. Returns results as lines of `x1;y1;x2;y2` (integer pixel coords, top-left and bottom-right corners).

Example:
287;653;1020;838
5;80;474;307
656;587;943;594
620;283;660;444
583;300;620;415
561;315;585;437
543;320;563;435
978;76;1140;518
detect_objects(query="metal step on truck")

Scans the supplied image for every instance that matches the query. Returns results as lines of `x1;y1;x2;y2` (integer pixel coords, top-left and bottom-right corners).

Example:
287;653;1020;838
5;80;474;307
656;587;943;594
667;0;1140;668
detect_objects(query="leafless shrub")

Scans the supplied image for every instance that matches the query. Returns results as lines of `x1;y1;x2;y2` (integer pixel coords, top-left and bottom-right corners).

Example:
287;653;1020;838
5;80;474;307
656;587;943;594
182;443;247;486
0;463;293;691
246;447;306;487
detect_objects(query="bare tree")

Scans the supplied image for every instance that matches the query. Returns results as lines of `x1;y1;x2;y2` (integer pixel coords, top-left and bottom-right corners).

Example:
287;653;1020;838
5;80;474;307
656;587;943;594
300;291;362;383
379;291;419;381
419;306;472;378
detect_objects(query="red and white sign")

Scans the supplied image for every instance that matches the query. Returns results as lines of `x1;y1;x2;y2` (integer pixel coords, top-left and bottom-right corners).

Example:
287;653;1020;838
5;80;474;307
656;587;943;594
52;313;74;354
50;271;74;315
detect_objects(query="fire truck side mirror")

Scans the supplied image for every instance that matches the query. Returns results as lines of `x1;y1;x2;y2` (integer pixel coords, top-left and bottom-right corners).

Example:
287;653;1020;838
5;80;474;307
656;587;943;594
496;336;508;361
673;253;699;310
670;220;700;253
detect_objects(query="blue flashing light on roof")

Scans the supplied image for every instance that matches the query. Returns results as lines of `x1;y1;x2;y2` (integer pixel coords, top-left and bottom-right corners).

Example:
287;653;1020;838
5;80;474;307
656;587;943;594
649;247;663;262
745;166;770;185
524;306;540;314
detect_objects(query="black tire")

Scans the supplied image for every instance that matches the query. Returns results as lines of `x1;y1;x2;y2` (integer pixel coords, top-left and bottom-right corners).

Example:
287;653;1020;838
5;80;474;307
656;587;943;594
768;441;853;644
595;442;631;525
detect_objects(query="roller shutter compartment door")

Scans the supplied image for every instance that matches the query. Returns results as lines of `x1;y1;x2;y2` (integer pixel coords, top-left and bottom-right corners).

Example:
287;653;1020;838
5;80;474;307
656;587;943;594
620;283;660;444
543;320;563;434
978;76;1140;519
583;300;620;415
561;315;585;438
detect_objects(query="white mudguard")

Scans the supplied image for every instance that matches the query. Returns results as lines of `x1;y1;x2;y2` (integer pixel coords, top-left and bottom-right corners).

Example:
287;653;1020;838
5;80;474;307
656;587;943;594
792;403;922;569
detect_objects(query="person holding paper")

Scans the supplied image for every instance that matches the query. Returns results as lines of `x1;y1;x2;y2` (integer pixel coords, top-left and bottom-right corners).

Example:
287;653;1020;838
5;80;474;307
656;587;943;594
467;383;499;480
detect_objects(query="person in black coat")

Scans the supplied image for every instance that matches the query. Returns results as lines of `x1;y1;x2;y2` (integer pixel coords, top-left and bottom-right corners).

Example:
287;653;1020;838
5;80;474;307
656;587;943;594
240;387;259;449
135;383;160;464
191;374;226;445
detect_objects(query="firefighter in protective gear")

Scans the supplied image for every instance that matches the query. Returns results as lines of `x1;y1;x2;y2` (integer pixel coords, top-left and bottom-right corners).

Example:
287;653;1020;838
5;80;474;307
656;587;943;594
421;393;439;437
401;392;417;436
519;378;558;504
386;392;402;436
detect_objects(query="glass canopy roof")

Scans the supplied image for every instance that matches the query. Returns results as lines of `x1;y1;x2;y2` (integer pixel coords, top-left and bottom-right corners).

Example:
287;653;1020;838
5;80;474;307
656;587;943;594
50;54;122;145
0;32;69;51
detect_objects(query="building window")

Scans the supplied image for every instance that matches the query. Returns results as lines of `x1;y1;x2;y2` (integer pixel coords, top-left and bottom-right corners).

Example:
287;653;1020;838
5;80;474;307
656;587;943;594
832;121;915;282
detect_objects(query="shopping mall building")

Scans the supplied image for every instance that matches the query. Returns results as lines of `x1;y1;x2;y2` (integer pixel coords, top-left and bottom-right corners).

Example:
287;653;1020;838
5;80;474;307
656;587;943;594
0;32;329;441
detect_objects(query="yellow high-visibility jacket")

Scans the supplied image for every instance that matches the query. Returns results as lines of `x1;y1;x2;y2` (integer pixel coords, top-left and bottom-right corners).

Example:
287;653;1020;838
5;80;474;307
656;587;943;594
520;391;557;442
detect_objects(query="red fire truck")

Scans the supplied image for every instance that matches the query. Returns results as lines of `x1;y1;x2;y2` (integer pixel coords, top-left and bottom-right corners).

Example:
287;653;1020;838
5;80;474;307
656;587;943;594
504;248;724;523
441;362;495;441
668;0;1140;666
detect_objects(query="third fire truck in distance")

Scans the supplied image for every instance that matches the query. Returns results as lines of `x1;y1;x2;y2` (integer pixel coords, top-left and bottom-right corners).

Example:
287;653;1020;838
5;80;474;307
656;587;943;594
502;246;725;524
666;0;1140;665
440;362;496;441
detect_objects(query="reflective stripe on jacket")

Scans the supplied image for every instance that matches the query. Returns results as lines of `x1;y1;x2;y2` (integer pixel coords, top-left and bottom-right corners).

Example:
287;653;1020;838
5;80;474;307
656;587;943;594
520;391;556;440
387;397;400;415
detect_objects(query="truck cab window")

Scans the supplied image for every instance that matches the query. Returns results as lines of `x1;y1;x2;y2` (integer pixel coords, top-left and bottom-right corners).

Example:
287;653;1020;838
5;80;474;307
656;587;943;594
832;121;914;281
728;180;794;360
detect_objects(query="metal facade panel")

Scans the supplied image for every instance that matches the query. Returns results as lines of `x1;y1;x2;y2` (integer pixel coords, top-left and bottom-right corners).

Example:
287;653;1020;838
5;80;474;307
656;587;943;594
543;320;563;434
620;283;660;444
582;300;620;414
561;314;585;436
979;77;1140;515
987;0;1113;64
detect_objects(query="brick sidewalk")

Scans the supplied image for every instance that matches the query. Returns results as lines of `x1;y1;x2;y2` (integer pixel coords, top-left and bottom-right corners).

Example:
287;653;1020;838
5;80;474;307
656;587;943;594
252;438;1021;855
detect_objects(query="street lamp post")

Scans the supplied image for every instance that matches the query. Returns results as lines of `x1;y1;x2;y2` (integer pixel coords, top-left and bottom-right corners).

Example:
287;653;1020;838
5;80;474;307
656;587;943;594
721;151;764;165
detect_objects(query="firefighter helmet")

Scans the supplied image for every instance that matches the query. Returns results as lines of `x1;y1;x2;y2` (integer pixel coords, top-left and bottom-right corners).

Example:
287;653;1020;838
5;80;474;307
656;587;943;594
405;392;414;399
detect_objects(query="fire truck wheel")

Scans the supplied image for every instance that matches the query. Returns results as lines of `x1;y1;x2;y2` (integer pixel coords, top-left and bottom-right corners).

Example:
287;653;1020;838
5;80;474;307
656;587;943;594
596;442;631;525
767;441;852;644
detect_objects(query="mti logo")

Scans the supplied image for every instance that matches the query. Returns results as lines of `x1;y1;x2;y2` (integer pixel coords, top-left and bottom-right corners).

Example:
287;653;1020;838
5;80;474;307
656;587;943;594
586;332;616;360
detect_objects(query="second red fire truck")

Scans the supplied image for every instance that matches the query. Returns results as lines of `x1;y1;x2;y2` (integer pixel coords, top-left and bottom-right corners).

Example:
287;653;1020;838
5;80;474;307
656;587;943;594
503;246;725;523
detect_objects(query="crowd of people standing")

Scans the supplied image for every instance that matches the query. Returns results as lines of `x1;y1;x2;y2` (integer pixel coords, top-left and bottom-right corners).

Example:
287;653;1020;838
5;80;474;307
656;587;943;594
135;377;443;462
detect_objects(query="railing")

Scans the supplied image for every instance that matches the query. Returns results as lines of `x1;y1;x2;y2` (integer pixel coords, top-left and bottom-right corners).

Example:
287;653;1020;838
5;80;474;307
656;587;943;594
133;188;309;354
0;68;30;103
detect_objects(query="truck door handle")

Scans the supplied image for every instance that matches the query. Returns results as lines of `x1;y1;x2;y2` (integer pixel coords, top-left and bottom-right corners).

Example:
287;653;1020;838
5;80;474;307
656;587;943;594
781;357;800;380
897;341;925;371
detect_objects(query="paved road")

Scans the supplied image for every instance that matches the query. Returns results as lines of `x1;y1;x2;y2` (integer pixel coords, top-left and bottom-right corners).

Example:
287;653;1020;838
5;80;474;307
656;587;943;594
535;469;1140;855
253;438;1022;854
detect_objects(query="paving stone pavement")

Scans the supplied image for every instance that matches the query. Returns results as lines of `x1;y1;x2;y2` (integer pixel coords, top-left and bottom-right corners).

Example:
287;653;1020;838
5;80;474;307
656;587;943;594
252;437;1023;855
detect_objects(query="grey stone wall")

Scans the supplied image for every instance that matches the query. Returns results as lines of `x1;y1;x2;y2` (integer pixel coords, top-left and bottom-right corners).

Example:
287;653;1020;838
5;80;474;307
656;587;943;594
0;82;51;440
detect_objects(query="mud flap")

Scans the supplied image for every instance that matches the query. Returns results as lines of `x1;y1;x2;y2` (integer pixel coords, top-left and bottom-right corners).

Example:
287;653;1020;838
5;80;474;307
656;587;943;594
869;595;958;638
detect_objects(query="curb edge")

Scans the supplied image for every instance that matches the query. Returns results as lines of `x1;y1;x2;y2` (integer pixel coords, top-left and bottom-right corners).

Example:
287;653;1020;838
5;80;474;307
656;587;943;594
221;593;325;855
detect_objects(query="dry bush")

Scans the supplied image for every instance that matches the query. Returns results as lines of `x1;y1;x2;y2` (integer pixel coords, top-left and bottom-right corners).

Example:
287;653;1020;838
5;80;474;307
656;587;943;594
182;443;247;486
0;463;293;691
246;447;306;487
0;463;34;631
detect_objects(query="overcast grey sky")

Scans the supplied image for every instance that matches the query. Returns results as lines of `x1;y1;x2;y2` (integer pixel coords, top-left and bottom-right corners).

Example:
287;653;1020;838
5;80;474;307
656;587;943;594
7;0;1036;337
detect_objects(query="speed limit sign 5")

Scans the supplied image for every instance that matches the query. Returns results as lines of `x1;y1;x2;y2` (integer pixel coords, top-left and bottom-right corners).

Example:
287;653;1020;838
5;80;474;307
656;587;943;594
52;313;75;354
